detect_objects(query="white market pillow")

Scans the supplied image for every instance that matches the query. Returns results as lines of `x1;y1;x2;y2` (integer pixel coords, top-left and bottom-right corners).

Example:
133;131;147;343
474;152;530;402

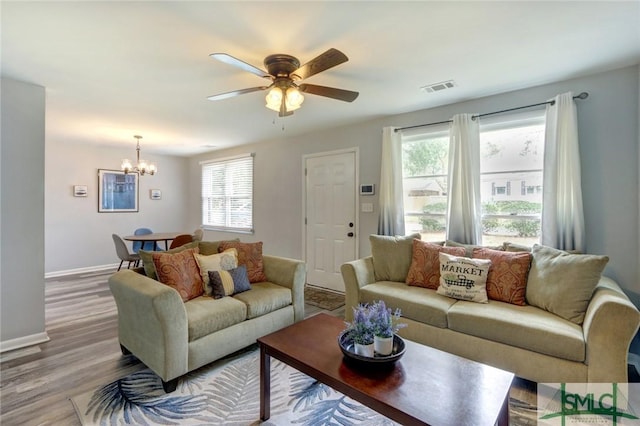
437;252;492;303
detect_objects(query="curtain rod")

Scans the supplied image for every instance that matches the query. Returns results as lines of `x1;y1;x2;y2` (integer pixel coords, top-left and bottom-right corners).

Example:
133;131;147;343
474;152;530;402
394;92;589;133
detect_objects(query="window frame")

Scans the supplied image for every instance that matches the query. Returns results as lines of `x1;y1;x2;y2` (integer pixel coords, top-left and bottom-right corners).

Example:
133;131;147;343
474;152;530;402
200;153;255;234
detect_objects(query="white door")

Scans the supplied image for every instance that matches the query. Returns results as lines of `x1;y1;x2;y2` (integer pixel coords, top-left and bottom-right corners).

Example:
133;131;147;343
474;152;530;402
305;151;357;292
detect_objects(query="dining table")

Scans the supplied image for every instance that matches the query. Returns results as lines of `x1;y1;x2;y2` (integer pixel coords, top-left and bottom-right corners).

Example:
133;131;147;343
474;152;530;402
123;232;183;251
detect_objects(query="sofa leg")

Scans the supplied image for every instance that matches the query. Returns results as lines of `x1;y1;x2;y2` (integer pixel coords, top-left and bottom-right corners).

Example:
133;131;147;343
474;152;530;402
162;378;179;393
120;344;131;355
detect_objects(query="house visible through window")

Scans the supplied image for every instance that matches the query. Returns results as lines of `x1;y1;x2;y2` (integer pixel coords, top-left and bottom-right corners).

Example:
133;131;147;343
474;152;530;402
201;153;254;233
401;111;545;246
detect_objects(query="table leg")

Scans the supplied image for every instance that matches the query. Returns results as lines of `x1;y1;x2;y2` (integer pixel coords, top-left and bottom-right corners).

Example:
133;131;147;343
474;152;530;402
496;394;509;426
260;344;271;420
164;240;169;250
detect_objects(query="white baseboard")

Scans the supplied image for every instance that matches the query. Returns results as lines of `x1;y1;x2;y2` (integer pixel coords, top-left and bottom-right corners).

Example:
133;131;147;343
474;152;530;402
45;263;120;279
1;332;50;354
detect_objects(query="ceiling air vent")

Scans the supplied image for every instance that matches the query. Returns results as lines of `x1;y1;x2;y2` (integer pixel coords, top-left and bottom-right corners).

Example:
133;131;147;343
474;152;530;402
421;80;456;93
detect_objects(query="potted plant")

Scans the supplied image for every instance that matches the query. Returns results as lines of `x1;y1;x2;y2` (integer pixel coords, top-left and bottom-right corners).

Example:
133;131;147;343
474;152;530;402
345;304;375;357
345;301;406;357
370;300;406;356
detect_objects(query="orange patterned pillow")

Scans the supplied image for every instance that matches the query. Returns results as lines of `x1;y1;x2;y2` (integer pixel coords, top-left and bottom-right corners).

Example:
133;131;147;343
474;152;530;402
472;247;532;305
152;247;203;302
218;241;268;283
406;240;466;289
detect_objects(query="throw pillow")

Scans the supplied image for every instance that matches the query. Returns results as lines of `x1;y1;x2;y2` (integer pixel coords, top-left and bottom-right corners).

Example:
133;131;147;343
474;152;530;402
140;241;199;280
406;240;466;289
208;265;252;299
193;248;238;296
472;247;532;305
218;241;268;283
437;252;491;303
369;233;422;282
445;240;504;258
526;244;609;324
152;247;203;302
197;239;240;256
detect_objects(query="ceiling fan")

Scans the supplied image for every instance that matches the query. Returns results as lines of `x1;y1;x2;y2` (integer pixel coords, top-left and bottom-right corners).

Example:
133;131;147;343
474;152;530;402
207;48;359;117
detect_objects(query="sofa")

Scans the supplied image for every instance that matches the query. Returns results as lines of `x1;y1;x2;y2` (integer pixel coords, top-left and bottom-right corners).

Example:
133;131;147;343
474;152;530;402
109;240;306;392
341;234;640;384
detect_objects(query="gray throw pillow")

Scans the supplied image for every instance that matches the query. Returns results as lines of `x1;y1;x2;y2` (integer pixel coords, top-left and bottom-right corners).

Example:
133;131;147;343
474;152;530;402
369;233;421;282
525;244;608;324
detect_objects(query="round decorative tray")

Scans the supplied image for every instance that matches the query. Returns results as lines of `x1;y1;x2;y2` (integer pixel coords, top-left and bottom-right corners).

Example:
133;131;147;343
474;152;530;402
338;331;406;365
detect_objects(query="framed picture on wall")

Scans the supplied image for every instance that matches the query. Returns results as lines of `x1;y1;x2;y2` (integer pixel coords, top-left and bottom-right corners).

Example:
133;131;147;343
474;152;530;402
98;169;139;212
73;185;88;197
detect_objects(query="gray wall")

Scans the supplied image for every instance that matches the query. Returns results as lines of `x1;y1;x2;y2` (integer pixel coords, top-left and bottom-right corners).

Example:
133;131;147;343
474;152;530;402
190;65;640;308
1;78;47;346
45;140;191;274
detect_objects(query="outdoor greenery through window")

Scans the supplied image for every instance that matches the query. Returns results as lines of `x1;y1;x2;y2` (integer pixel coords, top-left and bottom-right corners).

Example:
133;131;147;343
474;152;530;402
402;112;545;246
201;153;254;233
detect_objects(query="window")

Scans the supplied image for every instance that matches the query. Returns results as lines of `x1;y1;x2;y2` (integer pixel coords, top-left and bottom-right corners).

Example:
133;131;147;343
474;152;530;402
401;111;545;246
201;153;254;233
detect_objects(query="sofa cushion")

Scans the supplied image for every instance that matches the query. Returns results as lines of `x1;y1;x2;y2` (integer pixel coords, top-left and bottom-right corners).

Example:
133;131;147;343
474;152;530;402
208;265;252;299
472;247;532;306
194;248;238;295
184;296;247;341
445;240;503;258
370;233;421;282
359;281;457;328
406;240;466;289
526;244;608;324
232;281;292;319
437;253;491;303
218;241;268;283
152;247;203;302
197;239;240;256
447;300;585;362
140;241;199;279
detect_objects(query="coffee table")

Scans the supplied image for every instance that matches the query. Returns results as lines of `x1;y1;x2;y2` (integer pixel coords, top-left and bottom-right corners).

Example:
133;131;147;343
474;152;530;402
258;313;514;426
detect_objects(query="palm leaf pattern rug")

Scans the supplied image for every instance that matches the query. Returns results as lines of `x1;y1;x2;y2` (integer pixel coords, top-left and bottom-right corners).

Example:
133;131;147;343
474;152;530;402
71;347;397;426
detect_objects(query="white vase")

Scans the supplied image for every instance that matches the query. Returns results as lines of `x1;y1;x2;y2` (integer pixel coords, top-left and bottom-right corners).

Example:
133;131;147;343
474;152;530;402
374;335;394;356
354;342;374;357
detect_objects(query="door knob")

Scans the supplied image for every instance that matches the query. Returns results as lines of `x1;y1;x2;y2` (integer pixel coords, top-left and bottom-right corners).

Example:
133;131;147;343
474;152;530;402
347;232;354;237
348;222;354;227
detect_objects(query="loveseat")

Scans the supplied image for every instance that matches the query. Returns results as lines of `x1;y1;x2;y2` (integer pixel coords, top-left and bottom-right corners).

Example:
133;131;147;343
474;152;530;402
341;234;640;384
109;240;306;392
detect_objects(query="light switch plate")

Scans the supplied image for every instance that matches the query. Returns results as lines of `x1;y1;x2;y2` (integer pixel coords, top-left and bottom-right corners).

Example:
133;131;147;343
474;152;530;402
361;203;373;213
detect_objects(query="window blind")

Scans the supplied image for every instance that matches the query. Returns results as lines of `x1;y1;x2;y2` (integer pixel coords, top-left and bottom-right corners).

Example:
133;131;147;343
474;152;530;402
201;154;254;233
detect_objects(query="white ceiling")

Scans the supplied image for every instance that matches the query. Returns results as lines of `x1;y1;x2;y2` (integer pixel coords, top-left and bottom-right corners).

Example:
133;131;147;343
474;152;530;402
2;1;639;156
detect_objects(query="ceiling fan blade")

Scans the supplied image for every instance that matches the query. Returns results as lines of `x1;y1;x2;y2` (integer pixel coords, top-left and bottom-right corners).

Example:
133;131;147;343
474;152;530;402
210;53;272;79
299;84;359;102
291;48;348;81
207;86;268;101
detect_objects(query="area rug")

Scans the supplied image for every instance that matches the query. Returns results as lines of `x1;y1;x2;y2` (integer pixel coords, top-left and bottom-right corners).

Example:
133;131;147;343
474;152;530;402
304;286;345;311
71;347;539;426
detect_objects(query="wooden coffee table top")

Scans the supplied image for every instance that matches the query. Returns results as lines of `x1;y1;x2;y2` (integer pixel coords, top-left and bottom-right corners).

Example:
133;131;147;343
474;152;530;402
258;312;514;426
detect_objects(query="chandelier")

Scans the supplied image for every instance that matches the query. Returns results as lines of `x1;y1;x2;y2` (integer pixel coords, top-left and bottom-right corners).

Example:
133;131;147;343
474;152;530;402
121;135;157;176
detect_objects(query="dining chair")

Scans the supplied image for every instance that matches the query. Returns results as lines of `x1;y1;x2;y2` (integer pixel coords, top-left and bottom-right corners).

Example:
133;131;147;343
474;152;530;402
112;234;141;271
192;228;204;242
132;227;159;252
169;234;193;250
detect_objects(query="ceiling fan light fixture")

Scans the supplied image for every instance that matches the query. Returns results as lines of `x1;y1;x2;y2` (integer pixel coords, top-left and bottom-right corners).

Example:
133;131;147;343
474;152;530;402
265;87;283;111
286;87;304;108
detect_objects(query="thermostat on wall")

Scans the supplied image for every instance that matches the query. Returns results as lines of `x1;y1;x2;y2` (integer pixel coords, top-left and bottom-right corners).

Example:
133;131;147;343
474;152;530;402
360;184;375;195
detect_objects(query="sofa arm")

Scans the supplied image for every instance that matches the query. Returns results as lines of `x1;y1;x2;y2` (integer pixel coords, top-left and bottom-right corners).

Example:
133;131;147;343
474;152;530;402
263;255;306;322
341;256;376;321
108;270;189;381
583;276;640;382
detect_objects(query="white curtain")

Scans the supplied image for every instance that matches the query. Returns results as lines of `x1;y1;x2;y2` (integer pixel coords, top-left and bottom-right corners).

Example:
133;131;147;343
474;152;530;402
378;127;405;235
541;92;585;251
446;114;482;244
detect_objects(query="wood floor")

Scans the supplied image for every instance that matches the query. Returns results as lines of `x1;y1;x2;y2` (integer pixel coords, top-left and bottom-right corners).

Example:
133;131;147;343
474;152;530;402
0;270;344;426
